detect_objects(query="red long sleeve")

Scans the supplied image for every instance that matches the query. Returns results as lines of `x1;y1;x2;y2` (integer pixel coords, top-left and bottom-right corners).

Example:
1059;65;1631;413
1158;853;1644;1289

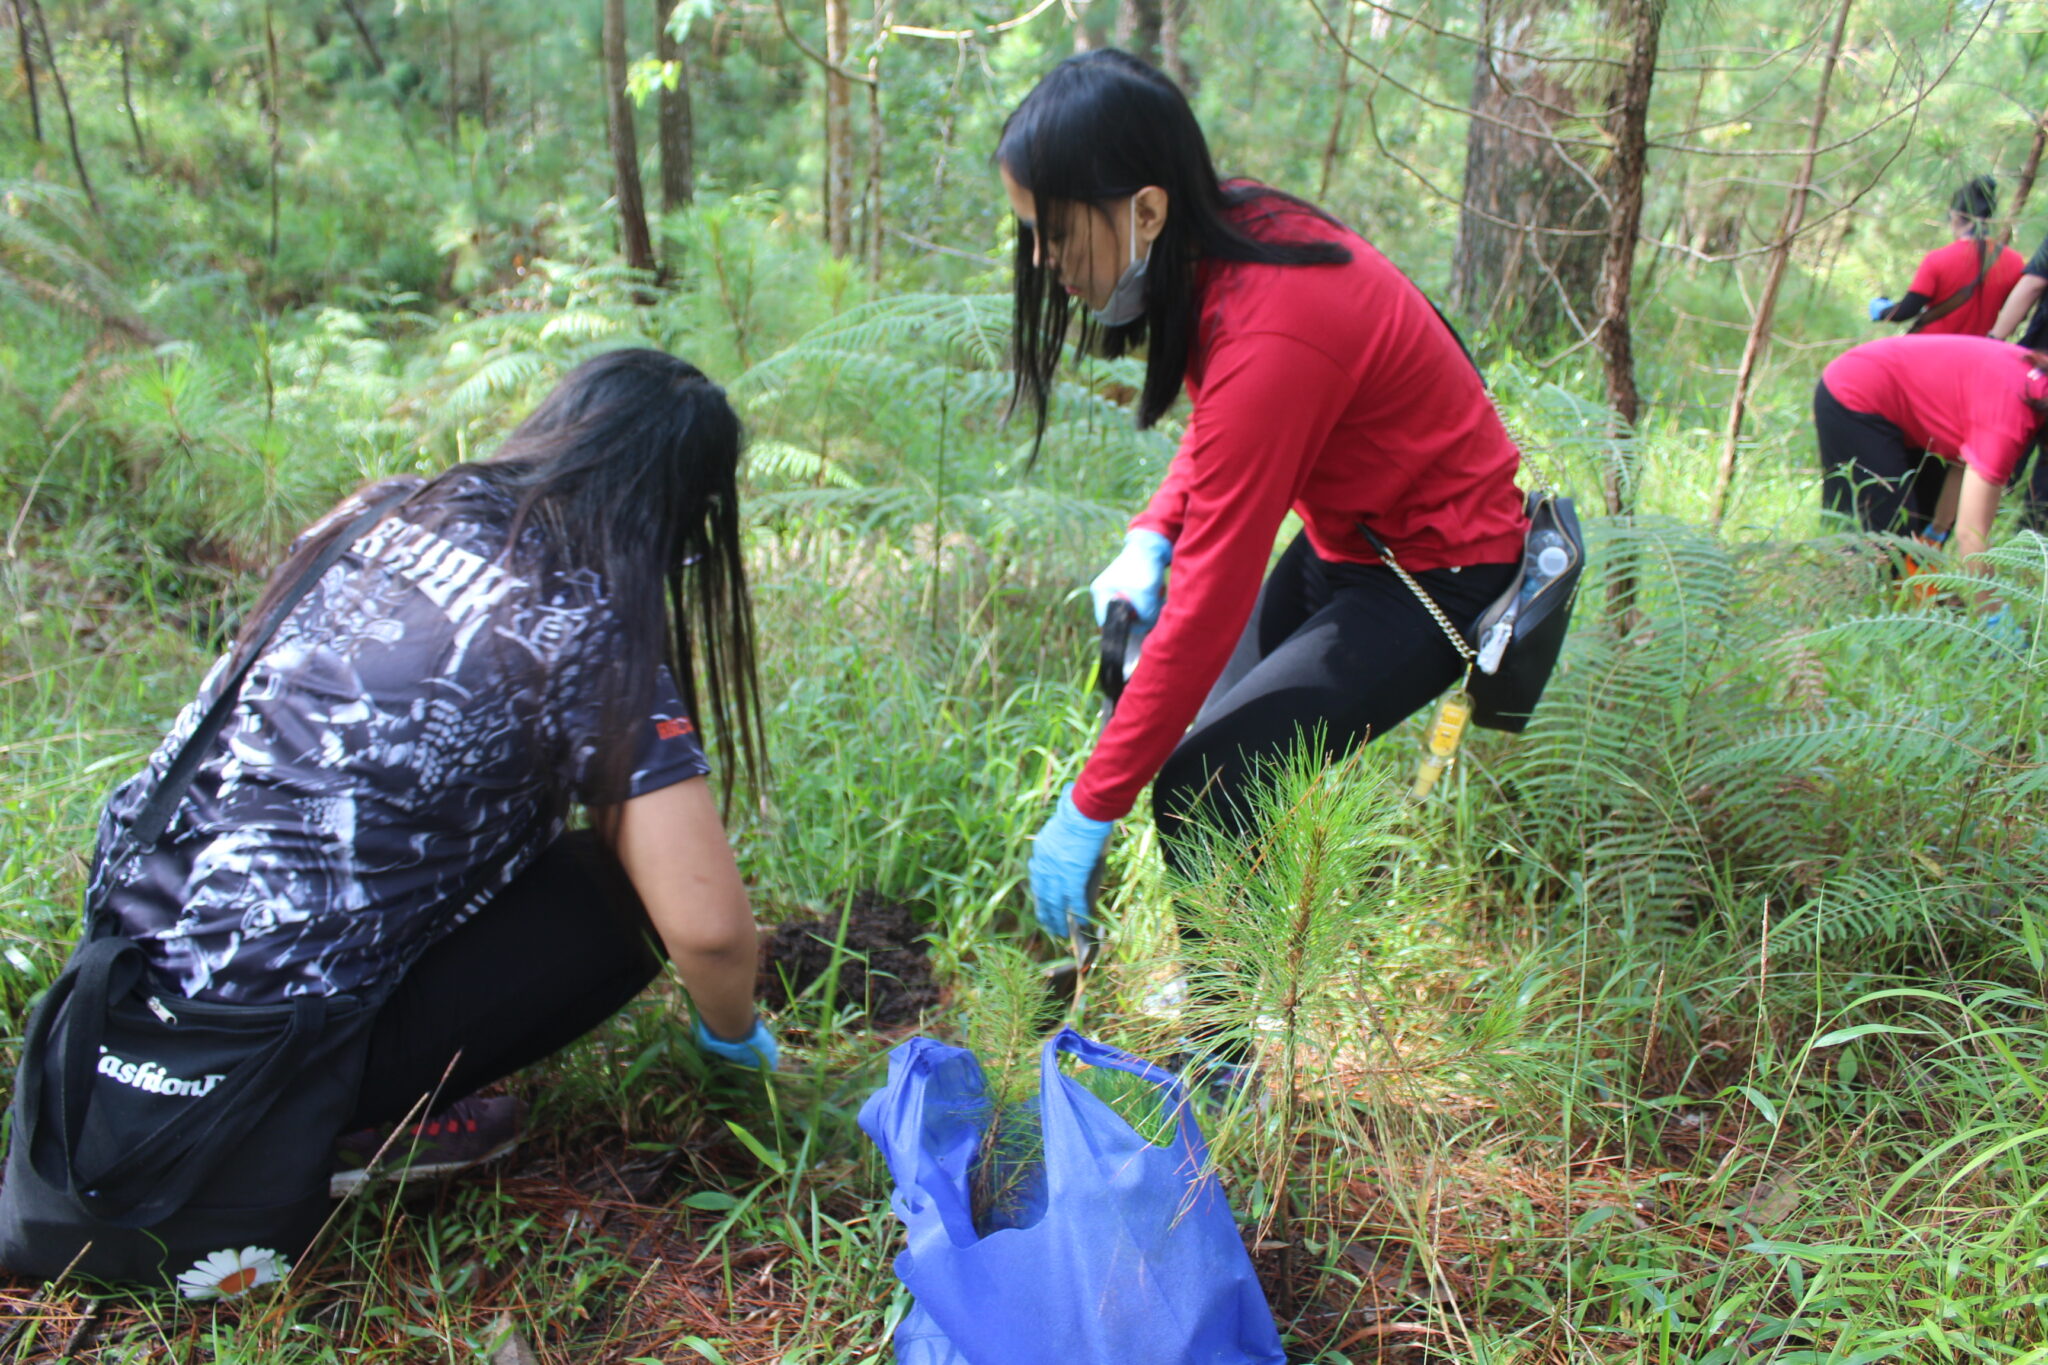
1075;336;1353;821
1071;195;1526;822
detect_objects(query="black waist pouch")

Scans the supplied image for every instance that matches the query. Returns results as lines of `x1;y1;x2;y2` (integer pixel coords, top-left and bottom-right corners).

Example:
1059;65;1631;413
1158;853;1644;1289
0;933;377;1291
0;487;413;1293
1464;490;1586;733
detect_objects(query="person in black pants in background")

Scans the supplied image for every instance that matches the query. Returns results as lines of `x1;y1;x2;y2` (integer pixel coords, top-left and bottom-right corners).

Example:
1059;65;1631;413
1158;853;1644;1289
1990;224;2048;530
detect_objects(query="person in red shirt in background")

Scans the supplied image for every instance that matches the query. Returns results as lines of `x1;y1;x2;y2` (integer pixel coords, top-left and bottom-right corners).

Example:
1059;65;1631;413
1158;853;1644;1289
1869;176;2024;335
1000;51;1528;1061
1815;334;2048;629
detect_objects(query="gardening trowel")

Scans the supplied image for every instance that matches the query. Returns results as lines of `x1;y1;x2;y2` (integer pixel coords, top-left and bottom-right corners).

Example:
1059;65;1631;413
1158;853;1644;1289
1045;598;1146;1015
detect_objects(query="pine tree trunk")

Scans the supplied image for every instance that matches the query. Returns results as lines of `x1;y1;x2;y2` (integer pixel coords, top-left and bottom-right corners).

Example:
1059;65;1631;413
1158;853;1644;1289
824;0;853;257
2007;108;2048;238
445;0;459;150
1710;0;1852;524
264;0;282;259
1159;0;1190;89
1450;0;1605;346
865;43;884;281
1318;0;1359;199
24;0;95;215
1114;0;1160;67
339;0;387;75
656;0;694;210
118;27;146;161
1595;0;1661;498
14;0;42;143
603;0;657;275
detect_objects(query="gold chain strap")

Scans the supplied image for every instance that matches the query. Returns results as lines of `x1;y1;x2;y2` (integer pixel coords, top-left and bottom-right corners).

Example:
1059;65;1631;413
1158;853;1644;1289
1484;385;1561;496
1374;538;1478;669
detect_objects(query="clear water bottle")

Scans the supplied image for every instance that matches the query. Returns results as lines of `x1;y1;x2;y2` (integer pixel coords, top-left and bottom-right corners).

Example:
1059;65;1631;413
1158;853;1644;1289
1517;530;1570;608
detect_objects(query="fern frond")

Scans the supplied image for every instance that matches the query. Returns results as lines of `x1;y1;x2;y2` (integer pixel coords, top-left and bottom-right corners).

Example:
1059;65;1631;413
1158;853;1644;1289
746;439;863;490
446;352;554;416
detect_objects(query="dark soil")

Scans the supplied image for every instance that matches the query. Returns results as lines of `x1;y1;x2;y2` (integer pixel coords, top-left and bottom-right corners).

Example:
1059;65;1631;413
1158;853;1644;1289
756;890;940;1027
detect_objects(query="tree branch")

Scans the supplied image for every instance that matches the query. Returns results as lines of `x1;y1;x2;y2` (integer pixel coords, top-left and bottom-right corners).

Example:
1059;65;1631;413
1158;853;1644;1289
772;0;877;87
891;0;1062;41
1375;0;1847;75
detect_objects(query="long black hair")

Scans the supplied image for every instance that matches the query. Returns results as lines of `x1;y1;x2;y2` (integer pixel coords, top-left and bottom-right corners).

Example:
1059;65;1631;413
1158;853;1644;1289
239;348;764;811
997;49;1351;440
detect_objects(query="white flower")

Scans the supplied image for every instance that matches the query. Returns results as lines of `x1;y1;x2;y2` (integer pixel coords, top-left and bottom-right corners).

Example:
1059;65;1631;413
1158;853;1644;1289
175;1245;290;1300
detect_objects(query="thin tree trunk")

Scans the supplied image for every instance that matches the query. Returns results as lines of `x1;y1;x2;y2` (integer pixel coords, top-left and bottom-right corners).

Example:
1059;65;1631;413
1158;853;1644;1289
118;28;146;161
1114;0;1160;67
477;38;490;130
1071;0;1096;51
1710;0;1852;525
445;0;460;151
1159;0;1189;89
2007;107;2048;240
24;0;95;215
864;29;884;282
1317;0;1358;199
656;0;694;210
13;0;41;143
824;0;853;257
1595;0;1661;514
340;0;386;75
602;0;657;276
264;0;282;259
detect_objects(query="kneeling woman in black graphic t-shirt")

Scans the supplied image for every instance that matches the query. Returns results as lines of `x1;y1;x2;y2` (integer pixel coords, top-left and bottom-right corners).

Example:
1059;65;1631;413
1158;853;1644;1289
82;348;779;1182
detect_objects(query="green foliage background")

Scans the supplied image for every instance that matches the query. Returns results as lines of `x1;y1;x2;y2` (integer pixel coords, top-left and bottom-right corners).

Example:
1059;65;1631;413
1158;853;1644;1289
5;0;2048;1360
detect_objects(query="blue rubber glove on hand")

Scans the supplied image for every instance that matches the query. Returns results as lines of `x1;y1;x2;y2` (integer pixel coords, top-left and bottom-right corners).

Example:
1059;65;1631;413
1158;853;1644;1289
1869;296;1894;322
1089;529;1173;626
1983;607;2029;650
1029;784;1115;939
693;1015;781;1071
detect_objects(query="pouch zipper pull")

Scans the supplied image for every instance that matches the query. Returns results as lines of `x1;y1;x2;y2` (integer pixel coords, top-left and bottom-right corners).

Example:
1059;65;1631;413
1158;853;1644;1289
146;995;178;1026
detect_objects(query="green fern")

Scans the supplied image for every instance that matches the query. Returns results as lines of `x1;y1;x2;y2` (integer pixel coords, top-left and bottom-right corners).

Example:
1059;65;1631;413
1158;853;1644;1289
1475;516;2048;955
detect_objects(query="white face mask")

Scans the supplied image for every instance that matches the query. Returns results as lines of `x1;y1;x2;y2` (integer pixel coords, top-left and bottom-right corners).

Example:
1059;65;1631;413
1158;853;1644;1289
1089;198;1153;327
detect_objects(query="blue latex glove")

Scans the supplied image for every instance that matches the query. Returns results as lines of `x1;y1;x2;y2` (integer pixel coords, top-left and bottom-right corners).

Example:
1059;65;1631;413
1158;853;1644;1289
1983;607;2029;650
1029;784;1115;938
1869;296;1894;322
1089;529;1173;626
693;1015;781;1071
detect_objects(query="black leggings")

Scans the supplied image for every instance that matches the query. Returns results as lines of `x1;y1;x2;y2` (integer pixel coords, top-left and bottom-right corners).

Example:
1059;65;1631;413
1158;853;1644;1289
1153;533;1518;879
2022;440;2048;534
1814;379;1948;536
347;831;663;1128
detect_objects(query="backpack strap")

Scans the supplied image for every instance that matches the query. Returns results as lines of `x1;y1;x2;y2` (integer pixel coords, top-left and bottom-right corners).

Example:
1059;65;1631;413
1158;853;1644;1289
1909;238;1996;333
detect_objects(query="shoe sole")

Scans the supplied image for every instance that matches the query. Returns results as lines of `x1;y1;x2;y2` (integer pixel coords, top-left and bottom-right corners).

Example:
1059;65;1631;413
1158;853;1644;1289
329;1136;521;1199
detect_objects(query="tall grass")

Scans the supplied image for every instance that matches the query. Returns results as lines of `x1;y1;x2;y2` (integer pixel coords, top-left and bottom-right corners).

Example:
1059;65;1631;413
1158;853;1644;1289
12;32;2048;1362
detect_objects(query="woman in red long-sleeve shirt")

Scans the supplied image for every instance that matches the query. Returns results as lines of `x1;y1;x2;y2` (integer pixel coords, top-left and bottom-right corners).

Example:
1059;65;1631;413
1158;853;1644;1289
1005;51;1528;1051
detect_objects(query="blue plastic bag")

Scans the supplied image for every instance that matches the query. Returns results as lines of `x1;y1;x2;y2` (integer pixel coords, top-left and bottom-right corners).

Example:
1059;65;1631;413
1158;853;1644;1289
858;1027;1285;1365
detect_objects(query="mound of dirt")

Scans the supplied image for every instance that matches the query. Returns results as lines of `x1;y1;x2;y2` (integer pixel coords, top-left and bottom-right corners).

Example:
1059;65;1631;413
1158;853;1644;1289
756;890;939;1027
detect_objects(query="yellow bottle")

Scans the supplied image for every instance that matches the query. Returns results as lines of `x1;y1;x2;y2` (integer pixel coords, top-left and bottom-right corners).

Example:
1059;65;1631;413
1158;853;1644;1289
1410;693;1472;801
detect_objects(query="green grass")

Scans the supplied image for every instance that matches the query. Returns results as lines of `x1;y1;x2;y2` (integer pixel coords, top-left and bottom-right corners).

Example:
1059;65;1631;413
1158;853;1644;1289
11;21;2048;1362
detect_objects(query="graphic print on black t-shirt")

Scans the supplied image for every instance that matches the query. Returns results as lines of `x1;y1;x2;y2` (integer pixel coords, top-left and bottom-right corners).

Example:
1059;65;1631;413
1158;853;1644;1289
88;476;709;1004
